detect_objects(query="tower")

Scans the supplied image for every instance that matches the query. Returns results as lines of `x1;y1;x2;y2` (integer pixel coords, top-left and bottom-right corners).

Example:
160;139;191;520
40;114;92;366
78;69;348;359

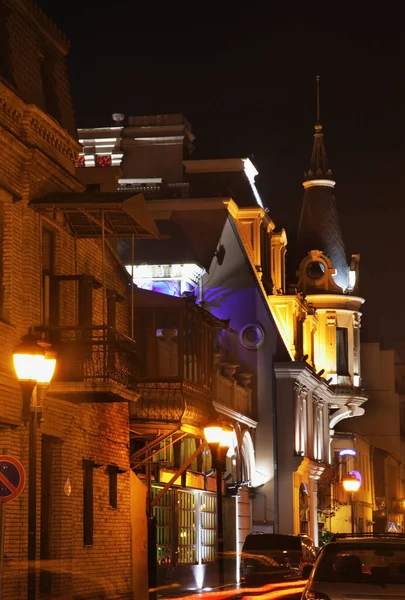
296;76;364;404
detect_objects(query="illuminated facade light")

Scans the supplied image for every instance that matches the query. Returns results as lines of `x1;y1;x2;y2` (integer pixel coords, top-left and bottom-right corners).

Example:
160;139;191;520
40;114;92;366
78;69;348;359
339;448;356;457
126;263;206;297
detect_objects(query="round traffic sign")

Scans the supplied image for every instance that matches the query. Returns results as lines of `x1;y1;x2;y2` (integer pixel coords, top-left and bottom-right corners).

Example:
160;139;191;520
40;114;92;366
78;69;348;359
0;455;26;503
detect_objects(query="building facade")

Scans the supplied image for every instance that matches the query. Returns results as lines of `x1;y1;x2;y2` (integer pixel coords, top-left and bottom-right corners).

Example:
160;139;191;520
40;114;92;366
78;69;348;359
0;2;158;599
76;107;368;590
338;342;405;533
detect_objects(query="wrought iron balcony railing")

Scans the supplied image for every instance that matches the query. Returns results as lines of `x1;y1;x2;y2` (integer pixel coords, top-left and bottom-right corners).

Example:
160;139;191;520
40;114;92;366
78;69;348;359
41;325;143;391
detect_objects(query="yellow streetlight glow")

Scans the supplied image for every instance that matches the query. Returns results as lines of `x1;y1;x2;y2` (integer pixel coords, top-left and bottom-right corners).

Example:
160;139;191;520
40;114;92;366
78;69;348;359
13;354;56;384
342;473;361;493
13;329;57;385
219;428;233;450
204;423;223;445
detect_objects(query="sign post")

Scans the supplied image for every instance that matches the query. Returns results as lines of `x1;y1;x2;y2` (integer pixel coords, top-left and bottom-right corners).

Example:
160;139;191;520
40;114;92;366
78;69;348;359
0;455;26;600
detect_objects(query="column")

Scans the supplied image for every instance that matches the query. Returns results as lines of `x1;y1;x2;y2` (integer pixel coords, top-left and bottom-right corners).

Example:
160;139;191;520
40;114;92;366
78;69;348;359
308;477;319;547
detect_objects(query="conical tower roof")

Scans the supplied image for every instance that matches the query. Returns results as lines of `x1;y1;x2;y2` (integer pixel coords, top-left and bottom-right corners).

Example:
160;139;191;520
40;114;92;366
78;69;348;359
296;77;349;292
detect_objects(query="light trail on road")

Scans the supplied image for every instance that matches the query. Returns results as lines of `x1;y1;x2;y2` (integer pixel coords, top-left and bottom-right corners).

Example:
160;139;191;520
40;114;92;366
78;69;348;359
160;579;307;600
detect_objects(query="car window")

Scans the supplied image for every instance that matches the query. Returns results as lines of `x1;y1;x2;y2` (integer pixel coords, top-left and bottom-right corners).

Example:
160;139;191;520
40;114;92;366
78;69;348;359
314;543;405;585
242;534;301;552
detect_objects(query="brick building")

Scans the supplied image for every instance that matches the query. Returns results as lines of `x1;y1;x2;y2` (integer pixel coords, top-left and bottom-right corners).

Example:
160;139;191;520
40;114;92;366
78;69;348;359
0;1;157;598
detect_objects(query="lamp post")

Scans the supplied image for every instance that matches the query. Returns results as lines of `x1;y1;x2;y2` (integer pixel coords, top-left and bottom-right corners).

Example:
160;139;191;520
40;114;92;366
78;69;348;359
342;473;361;536
13;329;56;600
204;422;232;588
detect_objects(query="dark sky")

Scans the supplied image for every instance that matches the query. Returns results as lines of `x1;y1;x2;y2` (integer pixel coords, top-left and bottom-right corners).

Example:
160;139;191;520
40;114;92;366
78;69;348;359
37;0;402;347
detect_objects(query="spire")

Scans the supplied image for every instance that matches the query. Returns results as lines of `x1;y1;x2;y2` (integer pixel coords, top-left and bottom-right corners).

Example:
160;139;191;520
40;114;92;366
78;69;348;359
304;75;333;180
296;76;350;292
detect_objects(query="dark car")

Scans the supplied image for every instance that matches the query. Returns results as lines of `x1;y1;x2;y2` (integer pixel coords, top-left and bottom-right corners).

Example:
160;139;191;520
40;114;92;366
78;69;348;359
241;532;317;585
301;533;405;599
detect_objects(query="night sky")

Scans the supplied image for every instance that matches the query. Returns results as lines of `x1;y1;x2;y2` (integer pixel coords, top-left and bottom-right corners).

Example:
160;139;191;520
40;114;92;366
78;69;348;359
36;0;402;347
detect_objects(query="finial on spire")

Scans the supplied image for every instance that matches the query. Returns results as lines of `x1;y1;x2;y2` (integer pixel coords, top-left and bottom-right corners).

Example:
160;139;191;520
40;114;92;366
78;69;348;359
304;74;332;181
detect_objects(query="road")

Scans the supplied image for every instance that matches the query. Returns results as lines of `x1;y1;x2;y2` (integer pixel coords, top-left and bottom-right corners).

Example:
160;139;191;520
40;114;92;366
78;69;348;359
158;579;306;599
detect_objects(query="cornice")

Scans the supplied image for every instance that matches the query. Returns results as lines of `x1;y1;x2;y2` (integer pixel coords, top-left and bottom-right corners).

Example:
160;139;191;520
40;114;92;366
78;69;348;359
306;294;365;311
213;401;257;428
147;197;229;213
183;158;246;173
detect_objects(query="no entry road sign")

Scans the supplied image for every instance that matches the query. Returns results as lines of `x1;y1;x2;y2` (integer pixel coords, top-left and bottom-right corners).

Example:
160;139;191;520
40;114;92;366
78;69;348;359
0;455;26;503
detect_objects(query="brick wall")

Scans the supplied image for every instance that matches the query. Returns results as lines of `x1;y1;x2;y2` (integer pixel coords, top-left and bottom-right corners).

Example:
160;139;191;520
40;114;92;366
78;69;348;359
0;18;134;600
3;0;77;137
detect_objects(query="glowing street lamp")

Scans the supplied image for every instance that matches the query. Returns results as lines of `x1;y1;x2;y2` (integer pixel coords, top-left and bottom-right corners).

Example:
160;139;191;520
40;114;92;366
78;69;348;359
13;328;56;600
204;421;232;587
342;474;361;493
342;473;361;535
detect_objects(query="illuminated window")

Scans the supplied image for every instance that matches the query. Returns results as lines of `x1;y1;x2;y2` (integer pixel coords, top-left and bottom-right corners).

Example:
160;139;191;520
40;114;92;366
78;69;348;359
177;491;197;564
96;155;112;167
152;486;216;568
200;493;216;563
152;487;173;566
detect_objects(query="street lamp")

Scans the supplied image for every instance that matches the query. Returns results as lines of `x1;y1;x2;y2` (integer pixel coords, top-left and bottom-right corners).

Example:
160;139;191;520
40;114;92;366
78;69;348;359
13;328;57;600
203;422;232;588
342;473;361;535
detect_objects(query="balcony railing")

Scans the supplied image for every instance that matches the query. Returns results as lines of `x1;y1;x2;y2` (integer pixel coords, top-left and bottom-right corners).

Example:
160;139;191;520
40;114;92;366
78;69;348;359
214;373;252;417
41;325;143;391
131;378;211;423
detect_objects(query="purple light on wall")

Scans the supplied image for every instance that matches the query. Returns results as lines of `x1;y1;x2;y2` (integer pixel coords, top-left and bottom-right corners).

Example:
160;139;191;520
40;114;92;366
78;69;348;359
349;470;362;486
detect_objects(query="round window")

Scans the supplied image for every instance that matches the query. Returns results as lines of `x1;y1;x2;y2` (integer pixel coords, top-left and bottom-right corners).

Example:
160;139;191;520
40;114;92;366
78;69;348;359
239;324;265;350
306;261;325;280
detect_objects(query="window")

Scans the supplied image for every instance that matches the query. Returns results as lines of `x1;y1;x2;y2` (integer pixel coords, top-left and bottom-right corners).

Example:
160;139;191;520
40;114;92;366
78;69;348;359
152;486;216;568
152;487;173;566
41;227;55;325
38;50;61;123
83;459;94;545
0;3;14;85
96;155;112;167
178;491;197;564
336;327;349;375
200;493;216;563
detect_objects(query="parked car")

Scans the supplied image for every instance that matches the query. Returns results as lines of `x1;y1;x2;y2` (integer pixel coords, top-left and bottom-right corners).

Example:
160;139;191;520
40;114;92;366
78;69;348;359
241;532;317;585
301;532;405;599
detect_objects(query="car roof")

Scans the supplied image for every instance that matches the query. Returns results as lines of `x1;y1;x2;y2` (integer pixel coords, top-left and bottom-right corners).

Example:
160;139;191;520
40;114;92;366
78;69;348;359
327;534;405;546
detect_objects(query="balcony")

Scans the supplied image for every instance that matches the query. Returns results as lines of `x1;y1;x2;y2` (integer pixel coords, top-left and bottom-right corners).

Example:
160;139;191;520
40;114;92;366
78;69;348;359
42;325;142;403
129;289;230;429
130;379;212;428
